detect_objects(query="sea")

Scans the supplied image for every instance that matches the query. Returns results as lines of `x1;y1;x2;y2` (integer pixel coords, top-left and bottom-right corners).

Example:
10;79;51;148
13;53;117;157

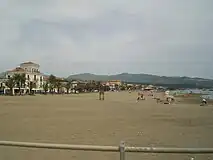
169;89;213;100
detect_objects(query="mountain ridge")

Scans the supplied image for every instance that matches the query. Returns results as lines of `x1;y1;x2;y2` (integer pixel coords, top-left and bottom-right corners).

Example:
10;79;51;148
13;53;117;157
67;73;213;88
1;71;213;88
67;73;212;80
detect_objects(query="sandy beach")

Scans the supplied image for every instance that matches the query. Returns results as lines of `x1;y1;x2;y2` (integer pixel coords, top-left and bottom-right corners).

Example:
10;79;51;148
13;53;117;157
0;92;213;160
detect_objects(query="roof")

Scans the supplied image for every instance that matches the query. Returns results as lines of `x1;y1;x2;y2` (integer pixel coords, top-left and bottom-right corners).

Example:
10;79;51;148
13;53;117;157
56;77;65;81
71;80;87;84
7;67;25;73
43;76;49;81
43;75;66;82
108;80;121;82
20;61;39;66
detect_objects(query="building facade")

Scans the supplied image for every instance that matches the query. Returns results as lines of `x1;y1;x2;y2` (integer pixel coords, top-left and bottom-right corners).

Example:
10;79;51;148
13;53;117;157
101;80;122;90
4;62;44;94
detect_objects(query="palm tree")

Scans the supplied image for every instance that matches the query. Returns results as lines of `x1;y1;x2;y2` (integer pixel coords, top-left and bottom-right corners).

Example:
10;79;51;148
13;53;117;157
87;80;96;91
75;83;85;93
5;77;16;96
20;74;26;89
48;83;55;94
29;81;37;95
48;74;56;94
13;74;26;95
84;82;91;92
48;75;56;85
86;81;97;92
42;82;49;94
119;85;126;91
65;81;71;94
0;83;4;93
113;83;118;89
13;74;21;95
55;79;62;94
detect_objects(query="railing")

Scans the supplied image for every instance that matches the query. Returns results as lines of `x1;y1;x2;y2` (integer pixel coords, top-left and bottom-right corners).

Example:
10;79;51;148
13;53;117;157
0;141;213;160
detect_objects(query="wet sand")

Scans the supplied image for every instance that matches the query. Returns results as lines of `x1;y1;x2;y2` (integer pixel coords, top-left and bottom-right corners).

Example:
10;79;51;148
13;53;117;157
0;92;213;160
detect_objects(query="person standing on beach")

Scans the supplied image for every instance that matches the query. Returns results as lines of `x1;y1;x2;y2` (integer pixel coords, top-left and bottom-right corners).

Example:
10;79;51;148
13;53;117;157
99;84;105;100
128;88;131;93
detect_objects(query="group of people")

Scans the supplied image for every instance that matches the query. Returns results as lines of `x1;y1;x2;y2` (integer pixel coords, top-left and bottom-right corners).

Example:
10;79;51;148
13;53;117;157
136;90;175;104
99;85;209;106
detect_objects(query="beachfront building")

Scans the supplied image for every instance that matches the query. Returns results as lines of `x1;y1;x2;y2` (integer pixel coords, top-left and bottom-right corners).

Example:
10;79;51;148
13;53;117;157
43;75;67;93
0;77;7;94
71;80;87;93
107;80;122;86
71;80;87;88
102;80;122;90
4;62;44;94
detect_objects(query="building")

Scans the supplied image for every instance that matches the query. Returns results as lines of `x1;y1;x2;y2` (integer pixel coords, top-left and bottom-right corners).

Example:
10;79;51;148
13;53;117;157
101;80;122;90
107;80;122;86
3;62;44;94
43;75;67;93
101;80;122;86
71;80;87;88
0;77;7;94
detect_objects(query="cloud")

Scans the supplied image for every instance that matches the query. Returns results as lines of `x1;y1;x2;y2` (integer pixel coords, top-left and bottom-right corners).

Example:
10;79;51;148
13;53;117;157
0;0;213;78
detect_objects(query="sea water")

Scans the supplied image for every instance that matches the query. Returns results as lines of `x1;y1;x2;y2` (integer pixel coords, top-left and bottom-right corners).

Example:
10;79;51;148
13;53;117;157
170;89;213;100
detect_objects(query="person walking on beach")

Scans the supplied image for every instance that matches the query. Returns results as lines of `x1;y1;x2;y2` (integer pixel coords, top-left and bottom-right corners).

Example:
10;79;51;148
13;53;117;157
99;84;105;100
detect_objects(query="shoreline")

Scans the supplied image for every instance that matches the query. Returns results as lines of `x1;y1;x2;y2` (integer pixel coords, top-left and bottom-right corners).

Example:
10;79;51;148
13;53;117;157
174;93;213;105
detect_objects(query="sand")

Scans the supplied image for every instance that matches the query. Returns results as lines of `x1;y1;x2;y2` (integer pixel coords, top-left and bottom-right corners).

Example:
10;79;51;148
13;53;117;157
0;92;213;160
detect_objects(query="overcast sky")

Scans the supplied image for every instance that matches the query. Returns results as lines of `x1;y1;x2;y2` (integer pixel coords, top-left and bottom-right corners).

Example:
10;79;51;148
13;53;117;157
0;0;213;78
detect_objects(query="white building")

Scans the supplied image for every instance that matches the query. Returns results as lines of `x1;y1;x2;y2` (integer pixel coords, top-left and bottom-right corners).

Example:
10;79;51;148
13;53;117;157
4;62;44;94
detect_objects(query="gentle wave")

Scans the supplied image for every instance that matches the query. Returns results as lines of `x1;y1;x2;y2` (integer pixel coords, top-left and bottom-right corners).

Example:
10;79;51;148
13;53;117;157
170;89;213;100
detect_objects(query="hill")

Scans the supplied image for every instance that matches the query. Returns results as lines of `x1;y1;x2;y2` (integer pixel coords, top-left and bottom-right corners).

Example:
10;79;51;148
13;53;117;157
67;73;213;88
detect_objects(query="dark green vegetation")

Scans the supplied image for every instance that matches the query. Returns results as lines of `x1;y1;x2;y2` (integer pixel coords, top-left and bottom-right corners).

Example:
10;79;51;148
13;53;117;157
67;73;213;88
2;72;213;89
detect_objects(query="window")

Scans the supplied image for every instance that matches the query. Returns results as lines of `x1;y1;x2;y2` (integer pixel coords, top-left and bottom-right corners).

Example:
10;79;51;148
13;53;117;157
27;75;30;80
8;75;10;79
40;76;42;82
34;75;36;81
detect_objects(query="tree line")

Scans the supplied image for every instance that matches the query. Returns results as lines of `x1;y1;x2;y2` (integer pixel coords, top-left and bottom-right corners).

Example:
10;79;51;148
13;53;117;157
0;74;113;96
0;73;171;96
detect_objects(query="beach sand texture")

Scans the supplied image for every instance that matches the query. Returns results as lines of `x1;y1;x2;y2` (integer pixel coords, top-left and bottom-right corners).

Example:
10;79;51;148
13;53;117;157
0;92;213;160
